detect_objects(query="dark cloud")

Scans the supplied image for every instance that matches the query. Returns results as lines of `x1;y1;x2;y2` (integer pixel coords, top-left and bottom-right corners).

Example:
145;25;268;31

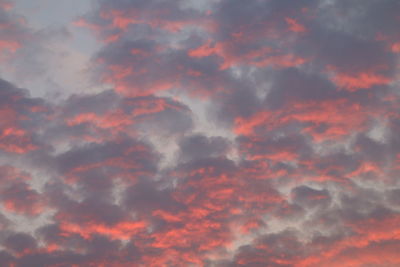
229;229;306;267
178;134;231;161
3;232;37;254
0;79;49;154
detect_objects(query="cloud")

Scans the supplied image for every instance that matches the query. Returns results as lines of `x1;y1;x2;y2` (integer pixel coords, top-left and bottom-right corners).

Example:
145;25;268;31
0;0;399;266
0;79;48;154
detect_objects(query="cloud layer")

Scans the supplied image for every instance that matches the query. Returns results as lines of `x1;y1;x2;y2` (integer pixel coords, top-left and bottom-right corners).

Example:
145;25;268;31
1;0;400;266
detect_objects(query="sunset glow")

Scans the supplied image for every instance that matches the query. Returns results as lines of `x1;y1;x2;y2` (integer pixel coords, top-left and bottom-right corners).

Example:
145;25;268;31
0;0;400;266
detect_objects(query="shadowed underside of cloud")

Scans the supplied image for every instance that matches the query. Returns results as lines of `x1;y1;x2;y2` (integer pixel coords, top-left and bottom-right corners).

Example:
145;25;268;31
1;0;400;266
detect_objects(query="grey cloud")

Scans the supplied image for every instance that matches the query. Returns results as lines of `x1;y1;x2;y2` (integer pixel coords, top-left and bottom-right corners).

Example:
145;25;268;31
178;134;231;162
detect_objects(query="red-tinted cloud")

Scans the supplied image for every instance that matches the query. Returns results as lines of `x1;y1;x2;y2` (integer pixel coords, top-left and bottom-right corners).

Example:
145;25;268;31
0;80;47;154
1;0;400;266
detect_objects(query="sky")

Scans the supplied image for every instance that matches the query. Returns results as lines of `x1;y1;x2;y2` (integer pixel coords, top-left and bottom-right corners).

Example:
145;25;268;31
0;0;400;266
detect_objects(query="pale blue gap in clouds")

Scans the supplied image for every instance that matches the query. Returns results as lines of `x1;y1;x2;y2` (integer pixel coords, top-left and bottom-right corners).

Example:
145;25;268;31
10;0;102;99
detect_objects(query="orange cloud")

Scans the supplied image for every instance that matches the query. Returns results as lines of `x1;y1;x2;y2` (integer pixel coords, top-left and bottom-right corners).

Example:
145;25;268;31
327;66;391;91
234;99;374;141
0;40;20;53
188;40;306;70
60;220;146;240
285;17;307;33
